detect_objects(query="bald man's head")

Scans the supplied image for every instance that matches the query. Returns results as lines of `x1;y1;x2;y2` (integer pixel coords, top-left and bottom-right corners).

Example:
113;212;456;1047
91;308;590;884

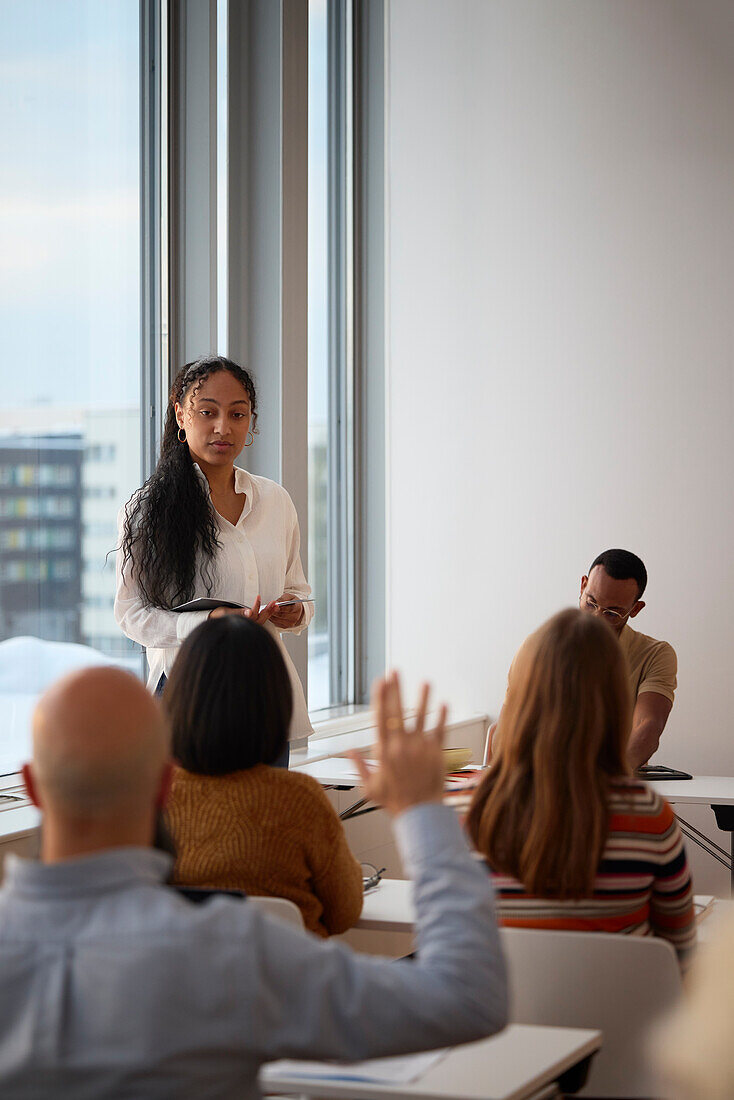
28;667;170;823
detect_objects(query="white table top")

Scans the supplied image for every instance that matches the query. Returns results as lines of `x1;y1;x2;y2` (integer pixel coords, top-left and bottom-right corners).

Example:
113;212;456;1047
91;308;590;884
292;755;366;786
358;878;415;931
260;1024;601;1100
649;776;734;806
362;884;734;944
0;776;39;845
695;897;734;945
305;771;734;804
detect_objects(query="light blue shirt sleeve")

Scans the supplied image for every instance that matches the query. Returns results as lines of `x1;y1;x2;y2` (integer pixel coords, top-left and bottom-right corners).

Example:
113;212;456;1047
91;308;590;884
240;803;508;1062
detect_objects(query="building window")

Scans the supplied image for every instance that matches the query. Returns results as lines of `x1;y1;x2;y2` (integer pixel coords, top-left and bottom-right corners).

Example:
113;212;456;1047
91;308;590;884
85;444;118;463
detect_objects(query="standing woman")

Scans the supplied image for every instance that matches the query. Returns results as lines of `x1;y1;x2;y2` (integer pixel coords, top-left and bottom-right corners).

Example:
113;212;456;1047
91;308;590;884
115;355;313;757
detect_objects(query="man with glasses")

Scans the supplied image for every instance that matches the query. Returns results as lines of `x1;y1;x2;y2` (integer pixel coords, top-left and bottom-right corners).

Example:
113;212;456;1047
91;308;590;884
578;548;676;768
490;548;676;769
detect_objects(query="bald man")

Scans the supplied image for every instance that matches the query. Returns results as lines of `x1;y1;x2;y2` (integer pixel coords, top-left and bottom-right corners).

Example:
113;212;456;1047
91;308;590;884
0;668;506;1097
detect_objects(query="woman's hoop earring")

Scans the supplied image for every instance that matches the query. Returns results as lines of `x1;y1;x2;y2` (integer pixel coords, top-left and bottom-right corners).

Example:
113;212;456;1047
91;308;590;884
177;427;186;443
245;431;254;447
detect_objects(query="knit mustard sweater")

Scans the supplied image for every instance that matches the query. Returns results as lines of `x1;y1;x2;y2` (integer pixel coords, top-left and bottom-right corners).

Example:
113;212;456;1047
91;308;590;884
166;764;363;937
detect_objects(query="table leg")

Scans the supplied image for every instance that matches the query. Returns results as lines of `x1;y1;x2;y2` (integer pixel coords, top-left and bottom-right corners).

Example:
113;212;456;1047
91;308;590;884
711;805;734;895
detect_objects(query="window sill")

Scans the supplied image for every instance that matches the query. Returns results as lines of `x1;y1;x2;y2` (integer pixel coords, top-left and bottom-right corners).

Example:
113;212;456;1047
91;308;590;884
291;710;488;771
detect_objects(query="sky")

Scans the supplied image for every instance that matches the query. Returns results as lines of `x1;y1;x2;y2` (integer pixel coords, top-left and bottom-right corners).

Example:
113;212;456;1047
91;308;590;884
1;0;329;423
0;0;141;413
1;0;331;701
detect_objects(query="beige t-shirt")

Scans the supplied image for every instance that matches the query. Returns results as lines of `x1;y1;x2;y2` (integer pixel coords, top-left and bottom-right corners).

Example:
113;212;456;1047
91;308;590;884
503;622;677;709
618;623;677;704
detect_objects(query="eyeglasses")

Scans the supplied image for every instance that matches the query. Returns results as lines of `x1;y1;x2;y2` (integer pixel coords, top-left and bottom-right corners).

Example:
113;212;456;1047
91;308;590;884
580;593;636;625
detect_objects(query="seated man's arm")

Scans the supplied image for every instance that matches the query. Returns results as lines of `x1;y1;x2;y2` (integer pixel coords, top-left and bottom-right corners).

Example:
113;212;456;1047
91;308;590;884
628;640;677;769
628;691;673;769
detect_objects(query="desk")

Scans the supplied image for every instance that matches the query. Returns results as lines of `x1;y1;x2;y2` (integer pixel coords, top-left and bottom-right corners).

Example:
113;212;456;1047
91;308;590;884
260;1024;601;1100
650;777;734;891
292;759;481;821
694;896;734;945
361;883;734;941
0;775;39;870
292;756;365;786
358;878;414;932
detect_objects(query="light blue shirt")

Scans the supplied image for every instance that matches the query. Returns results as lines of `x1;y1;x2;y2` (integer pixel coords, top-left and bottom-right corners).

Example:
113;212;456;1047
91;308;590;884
0;804;507;1099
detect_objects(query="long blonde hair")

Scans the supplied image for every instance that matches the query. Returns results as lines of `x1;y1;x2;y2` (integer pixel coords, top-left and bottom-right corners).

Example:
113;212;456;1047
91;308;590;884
466;608;631;898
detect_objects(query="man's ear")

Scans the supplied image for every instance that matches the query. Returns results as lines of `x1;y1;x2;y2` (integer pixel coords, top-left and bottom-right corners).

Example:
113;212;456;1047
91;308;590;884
579;575;589;597
155;760;175;810
629;600;645;620
21;763;42;809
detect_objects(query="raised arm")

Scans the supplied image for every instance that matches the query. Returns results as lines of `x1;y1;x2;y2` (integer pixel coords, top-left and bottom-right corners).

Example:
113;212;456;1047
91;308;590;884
237;674;508;1062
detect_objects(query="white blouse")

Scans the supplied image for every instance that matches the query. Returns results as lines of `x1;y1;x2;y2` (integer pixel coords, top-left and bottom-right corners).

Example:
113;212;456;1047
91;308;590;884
114;465;314;740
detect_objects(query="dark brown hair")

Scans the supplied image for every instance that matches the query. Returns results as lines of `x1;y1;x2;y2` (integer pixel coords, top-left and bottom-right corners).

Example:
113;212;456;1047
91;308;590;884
120;356;258;609
466;608;631;898
163;616;292;774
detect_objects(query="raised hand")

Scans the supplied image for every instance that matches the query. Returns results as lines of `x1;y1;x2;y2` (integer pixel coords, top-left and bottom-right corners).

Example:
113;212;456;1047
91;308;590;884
348;672;447;817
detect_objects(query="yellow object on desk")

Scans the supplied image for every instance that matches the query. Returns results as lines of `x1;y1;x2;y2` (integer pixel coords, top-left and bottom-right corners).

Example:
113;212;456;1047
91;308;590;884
442;747;474;772
359;746;474;772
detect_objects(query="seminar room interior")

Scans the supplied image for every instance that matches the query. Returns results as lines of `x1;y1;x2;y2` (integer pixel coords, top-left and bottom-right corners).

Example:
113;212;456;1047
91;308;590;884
1;2;734;1098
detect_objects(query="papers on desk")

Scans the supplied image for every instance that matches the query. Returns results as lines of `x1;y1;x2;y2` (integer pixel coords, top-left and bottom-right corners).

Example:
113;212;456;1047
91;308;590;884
444;766;485;790
261;1048;447;1086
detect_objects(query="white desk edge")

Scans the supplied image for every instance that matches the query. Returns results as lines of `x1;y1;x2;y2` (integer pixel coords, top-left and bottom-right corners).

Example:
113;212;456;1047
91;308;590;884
260;1024;601;1100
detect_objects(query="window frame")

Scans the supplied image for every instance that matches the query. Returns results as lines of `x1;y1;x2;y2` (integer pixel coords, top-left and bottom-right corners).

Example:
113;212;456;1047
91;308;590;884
163;0;385;721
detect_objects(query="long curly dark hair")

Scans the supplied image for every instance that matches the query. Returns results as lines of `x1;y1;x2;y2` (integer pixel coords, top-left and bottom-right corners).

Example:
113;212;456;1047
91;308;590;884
121;355;258;609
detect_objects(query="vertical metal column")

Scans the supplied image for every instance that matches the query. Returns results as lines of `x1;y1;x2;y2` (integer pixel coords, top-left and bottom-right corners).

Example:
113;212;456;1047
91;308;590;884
140;0;166;477
226;1;310;704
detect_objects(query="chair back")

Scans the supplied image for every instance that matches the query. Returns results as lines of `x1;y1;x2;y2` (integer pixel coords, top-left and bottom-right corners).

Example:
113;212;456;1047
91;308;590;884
500;927;683;1098
247;895;305;929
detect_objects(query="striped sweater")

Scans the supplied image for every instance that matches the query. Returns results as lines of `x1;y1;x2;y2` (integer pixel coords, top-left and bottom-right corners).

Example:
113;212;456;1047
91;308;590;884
487;778;696;965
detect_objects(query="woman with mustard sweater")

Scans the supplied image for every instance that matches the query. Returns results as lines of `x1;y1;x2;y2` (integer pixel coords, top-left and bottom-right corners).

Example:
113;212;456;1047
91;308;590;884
163;616;363;936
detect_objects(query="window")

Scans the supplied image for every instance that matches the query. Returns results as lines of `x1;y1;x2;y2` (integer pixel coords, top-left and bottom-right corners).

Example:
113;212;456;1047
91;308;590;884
307;0;363;713
0;0;382;721
0;1;143;667
307;0;331;709
209;1;363;715
306;0;386;713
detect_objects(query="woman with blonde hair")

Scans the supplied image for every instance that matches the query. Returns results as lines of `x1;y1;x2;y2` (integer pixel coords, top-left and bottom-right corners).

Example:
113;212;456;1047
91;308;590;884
466;608;695;964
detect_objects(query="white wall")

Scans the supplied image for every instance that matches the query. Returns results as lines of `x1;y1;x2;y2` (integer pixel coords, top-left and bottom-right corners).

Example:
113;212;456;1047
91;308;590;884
386;1;734;886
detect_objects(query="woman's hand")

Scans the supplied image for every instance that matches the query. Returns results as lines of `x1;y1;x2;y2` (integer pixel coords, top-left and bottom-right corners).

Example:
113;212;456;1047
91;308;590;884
348;672;447;817
208;596;276;625
268;594;304;630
